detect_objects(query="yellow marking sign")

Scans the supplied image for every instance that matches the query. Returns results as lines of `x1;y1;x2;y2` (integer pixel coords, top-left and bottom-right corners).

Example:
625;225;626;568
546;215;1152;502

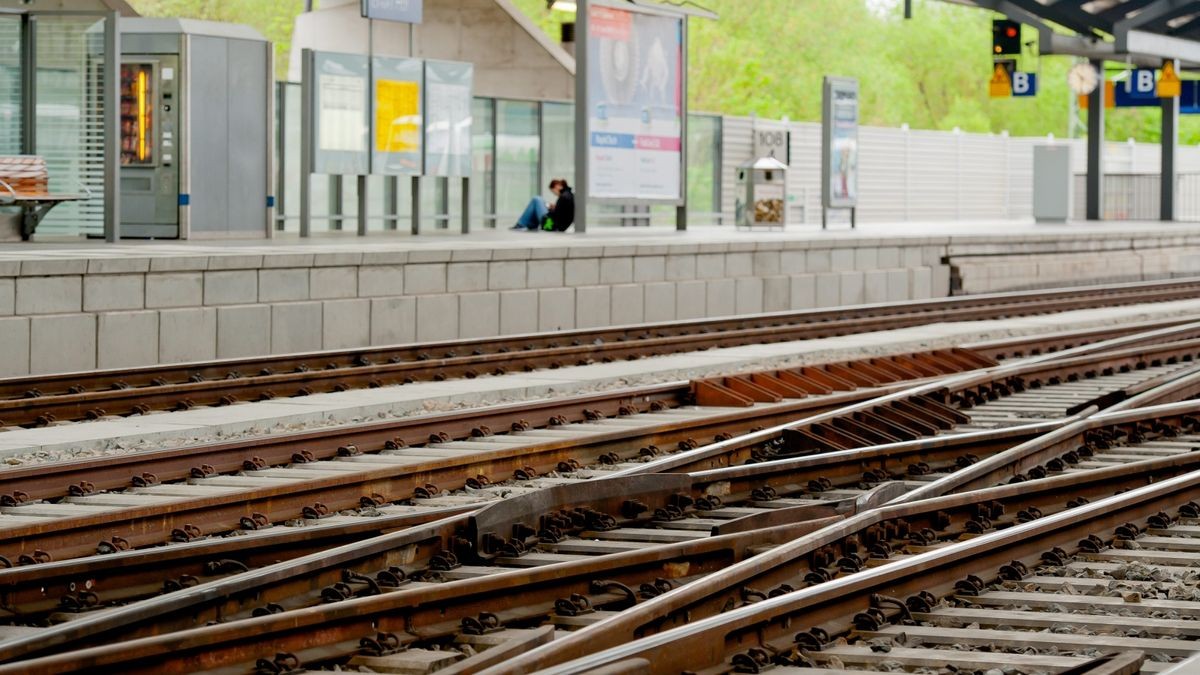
989;63;1011;98
1158;61;1181;98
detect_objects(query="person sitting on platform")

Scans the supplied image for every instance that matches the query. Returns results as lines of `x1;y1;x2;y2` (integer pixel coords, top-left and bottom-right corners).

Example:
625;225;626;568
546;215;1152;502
511;178;575;232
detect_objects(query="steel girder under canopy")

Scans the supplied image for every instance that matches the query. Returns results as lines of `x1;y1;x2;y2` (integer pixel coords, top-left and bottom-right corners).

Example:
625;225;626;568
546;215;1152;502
944;0;1200;69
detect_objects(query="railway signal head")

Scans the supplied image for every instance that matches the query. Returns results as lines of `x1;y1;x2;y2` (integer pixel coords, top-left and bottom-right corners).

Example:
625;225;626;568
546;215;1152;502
993;19;1021;55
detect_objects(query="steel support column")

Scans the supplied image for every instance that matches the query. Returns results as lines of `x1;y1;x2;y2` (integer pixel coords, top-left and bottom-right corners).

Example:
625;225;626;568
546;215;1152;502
102;11;120;241
573;0;589;233
1162;61;1179;221
676;15;688;231
1086;59;1105;221
300;49;313;238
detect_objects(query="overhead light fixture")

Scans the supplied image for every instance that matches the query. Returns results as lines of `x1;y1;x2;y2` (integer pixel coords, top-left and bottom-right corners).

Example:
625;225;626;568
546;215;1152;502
548;0;578;12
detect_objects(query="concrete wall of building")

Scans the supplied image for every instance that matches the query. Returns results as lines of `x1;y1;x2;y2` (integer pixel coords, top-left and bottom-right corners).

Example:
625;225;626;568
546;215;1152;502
287;0;574;101
3;230;1200;375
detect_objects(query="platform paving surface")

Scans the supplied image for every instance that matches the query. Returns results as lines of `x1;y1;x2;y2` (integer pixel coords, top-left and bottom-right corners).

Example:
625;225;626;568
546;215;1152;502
3;220;1200;264
1;297;1198;463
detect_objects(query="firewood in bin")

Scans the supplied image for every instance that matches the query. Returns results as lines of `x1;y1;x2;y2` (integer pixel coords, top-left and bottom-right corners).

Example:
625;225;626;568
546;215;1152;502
754;198;784;223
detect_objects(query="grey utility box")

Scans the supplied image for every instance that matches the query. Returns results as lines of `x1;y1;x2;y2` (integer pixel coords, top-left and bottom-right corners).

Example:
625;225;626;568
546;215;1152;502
117;19;273;239
1032;144;1073;223
736;157;789;229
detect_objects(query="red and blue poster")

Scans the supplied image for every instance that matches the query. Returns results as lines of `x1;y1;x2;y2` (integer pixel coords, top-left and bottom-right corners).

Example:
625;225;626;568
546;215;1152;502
587;5;683;201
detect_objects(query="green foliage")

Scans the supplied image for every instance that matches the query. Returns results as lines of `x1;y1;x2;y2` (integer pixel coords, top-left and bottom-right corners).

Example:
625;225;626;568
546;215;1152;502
509;0;572;37
686;0;1077;135
127;0;305;79
127;0;1200;143
513;0;1193;143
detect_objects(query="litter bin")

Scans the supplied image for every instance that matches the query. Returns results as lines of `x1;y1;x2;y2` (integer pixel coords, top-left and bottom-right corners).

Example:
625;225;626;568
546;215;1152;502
736;157;789;229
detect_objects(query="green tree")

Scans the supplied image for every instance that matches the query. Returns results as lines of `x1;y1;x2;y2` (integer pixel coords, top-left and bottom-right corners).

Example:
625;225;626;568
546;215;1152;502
127;0;1200;144
127;0;305;79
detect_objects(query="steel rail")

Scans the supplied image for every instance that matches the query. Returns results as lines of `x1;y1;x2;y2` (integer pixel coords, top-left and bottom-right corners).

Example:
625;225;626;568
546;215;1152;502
11;417;1200;674
0;381;903;564
8;377;1200;667
0;323;1192;566
536;468;1200;674
4;277;1200;427
497;399;1200;672
0;326;1190;662
963;315;1200;360
620;323;1200;475
900;395;1200;503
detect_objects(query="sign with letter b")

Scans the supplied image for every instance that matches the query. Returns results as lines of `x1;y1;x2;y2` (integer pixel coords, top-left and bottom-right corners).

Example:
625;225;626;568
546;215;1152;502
1011;72;1037;97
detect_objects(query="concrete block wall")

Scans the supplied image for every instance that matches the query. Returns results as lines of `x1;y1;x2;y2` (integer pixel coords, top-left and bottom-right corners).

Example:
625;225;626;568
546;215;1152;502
947;232;1200;294
6;228;1200;375
0;239;947;375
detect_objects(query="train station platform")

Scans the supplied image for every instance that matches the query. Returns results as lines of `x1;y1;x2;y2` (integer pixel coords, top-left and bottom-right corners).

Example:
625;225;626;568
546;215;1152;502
1;219;1199;375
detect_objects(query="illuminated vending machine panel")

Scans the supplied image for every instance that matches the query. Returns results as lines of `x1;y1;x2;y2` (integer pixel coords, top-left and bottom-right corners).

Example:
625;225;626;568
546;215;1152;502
119;57;180;237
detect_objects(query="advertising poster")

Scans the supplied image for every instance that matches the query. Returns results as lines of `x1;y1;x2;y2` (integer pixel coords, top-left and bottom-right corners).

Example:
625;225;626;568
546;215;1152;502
822;76;858;208
372;56;422;175
587;5;683;201
424;60;473;177
312;51;369;175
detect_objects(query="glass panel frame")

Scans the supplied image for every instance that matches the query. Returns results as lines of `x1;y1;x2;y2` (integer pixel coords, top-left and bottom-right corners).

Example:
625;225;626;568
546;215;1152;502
470;96;495;228
686;113;722;225
34;15;108;236
0;15;22;156
495;99;540;224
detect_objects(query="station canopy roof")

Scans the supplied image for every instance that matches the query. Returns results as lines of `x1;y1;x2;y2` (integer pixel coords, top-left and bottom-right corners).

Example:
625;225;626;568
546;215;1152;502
944;0;1200;69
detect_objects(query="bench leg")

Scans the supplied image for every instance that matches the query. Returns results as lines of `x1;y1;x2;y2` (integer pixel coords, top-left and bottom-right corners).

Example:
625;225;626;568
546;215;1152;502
20;203;55;241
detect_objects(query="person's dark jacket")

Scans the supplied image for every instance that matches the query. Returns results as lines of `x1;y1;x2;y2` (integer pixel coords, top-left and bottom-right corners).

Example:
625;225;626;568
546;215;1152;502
551;188;575;231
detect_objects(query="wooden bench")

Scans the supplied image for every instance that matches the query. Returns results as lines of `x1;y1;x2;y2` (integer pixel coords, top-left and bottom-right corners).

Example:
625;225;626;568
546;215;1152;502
0;156;88;240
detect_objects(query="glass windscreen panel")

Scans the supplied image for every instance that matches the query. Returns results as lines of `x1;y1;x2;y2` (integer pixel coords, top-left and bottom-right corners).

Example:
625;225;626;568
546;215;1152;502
0;17;21;155
120;63;155;166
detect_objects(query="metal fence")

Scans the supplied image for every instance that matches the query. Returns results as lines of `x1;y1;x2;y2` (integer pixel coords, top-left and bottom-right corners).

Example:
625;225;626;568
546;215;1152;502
1070;173;1200;221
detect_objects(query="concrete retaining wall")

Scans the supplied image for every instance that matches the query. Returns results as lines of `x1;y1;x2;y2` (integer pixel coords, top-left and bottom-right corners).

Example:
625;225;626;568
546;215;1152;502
4;229;1200;376
948;233;1200;293
0;239;948;376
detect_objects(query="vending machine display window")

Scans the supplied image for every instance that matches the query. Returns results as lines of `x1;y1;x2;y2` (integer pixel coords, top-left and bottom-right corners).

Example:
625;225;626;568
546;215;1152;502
120;63;155;166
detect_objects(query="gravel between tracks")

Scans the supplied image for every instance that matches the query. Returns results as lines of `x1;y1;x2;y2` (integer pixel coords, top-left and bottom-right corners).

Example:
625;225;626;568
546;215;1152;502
3;298;1200;466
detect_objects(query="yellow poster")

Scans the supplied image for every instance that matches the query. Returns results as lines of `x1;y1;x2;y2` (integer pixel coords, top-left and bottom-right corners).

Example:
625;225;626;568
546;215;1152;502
375;79;420;153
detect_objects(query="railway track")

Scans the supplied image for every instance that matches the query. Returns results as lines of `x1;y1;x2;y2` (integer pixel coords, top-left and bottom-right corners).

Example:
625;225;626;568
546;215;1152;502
545;465;1200;674
0;300;1193;670
3;276;1200;428
0;321;1196;567
0;347;975;565
9;396;1200;673
500;398;1200;673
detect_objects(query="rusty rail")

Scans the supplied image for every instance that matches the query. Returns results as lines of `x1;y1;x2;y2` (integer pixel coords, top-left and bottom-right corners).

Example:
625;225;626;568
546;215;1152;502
11;403;1200;674
4;276;1200;427
533;468;1200;674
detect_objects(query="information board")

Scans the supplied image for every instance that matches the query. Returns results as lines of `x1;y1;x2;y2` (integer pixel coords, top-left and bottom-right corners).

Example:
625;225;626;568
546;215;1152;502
311;51;369;175
372;56;422;175
822;76;859;209
423;60;473;177
586;4;683;202
361;0;423;24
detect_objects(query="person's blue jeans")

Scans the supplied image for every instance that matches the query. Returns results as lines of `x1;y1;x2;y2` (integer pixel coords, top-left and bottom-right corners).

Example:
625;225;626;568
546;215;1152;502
515;196;549;229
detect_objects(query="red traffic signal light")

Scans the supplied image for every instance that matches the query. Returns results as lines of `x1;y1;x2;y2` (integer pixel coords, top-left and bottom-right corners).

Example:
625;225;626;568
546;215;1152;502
992;19;1021;55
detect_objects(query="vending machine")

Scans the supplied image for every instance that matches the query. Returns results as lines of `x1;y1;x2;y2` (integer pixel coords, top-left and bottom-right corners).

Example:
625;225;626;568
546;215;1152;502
117;19;273;239
119;56;180;238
